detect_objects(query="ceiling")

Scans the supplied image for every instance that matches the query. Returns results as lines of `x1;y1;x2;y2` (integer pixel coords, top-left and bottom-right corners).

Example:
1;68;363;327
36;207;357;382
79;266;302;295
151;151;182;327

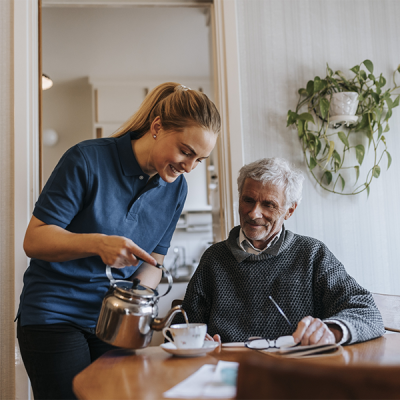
42;6;212;83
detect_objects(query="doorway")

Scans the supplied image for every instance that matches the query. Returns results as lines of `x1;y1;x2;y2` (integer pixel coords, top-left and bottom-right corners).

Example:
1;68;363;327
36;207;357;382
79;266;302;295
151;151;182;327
14;0;242;397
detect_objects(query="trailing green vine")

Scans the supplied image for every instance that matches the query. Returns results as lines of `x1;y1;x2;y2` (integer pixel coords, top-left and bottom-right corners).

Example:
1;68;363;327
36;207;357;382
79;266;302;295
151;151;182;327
287;60;400;195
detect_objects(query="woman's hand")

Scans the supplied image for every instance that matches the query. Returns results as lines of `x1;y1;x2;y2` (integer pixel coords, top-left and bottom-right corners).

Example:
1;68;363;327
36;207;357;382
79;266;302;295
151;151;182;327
97;235;156;268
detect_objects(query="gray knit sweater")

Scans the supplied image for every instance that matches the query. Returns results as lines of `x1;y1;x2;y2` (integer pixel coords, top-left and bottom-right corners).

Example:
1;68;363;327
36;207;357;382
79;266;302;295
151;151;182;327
173;226;385;344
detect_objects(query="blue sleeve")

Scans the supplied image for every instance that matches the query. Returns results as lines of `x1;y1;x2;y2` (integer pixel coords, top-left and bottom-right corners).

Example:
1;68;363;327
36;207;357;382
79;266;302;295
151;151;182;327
153;178;187;255
33;145;90;229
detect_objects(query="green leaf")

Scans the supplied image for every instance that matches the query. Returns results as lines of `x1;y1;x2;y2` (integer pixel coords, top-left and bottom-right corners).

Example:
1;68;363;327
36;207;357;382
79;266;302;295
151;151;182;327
366;184;370;197
354;166;360;184
398;65;400;74
306;80;314;96
322;171;332;185
365;127;373;148
336;70;350;85
371;92;380;104
363;60;374;73
381;135;387;146
372;165;381;178
297;120;304;138
298;88;308;96
355;144;365;165
355;114;369;132
350;65;360;74
309;157;317;170
314;77;327;92
379;75;386;87
393;95;400;108
385;109;392;121
332;150;341;172
375;108;382;122
332;150;341;163
315;137;322;156
386;150;392;169
320;98;330;119
386;97;393;110
326;141;335;164
287;110;299;127
368;73;375;81
327;64;333;77
360;70;367;80
339;174;345;191
338;131;349;148
298;112;315;124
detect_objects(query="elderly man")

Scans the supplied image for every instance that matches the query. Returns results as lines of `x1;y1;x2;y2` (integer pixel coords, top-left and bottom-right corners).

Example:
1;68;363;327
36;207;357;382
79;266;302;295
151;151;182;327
175;158;384;346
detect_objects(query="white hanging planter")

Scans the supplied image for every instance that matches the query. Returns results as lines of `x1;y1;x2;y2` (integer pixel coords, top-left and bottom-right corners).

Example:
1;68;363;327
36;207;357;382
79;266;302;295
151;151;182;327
328;92;359;128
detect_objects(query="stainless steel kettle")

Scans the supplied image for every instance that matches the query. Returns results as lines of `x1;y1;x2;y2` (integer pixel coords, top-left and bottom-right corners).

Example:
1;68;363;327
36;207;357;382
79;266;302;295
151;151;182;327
96;264;182;349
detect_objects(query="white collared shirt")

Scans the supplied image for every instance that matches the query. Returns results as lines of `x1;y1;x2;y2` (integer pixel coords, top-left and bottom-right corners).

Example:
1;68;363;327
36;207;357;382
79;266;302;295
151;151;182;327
238;227;282;255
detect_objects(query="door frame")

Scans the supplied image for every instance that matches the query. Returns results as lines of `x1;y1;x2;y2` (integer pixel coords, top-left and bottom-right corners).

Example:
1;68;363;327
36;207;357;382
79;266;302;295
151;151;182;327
13;1;243;398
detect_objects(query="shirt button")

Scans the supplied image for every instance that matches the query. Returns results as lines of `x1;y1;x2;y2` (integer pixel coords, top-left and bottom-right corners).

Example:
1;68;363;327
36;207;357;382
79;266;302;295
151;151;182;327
139;176;144;180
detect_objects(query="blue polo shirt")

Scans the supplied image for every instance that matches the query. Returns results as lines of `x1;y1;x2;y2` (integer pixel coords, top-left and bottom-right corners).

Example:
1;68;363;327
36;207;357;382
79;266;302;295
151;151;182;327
17;132;187;328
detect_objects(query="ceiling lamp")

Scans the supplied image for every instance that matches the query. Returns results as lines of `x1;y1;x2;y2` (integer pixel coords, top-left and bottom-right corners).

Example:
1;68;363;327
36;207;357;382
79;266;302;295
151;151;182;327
42;74;53;90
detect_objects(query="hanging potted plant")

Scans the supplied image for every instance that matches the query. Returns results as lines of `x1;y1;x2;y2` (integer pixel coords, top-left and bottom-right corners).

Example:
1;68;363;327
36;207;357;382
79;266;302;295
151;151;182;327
287;60;400;196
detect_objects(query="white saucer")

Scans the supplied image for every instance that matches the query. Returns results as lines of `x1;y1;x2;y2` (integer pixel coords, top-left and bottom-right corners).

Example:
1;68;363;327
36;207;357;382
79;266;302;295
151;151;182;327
160;341;219;357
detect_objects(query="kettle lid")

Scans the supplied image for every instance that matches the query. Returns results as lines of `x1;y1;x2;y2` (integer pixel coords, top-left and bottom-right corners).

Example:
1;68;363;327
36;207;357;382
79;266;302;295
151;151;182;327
113;279;158;299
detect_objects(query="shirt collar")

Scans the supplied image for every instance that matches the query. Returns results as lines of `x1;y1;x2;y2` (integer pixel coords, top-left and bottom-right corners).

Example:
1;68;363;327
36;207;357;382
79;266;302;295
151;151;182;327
238;227;282;255
116;132;166;187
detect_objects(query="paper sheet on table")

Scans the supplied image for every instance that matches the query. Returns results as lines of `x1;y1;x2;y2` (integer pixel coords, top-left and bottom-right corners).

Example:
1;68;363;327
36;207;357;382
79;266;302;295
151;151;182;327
163;361;238;398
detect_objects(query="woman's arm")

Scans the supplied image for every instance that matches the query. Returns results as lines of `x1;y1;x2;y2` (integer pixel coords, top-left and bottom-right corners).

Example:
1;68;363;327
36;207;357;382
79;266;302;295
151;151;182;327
131;253;164;289
23;215;157;267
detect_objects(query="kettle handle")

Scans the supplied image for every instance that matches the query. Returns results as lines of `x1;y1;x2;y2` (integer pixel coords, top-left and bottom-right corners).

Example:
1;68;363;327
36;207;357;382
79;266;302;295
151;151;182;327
105;261;173;300
154;264;173;300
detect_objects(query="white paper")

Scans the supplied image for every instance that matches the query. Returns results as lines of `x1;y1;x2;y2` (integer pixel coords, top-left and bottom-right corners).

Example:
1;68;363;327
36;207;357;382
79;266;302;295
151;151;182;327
163;361;238;399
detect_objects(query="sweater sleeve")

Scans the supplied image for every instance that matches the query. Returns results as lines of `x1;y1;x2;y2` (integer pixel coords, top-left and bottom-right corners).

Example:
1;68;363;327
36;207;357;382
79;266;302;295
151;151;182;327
313;245;385;344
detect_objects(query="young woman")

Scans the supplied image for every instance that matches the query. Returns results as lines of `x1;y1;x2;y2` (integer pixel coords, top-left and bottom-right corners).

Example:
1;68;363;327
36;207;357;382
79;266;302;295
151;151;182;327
17;82;221;400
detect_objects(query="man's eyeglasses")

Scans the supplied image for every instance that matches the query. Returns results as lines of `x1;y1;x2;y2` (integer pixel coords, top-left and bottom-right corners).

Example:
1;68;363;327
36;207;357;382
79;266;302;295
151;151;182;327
245;336;295;350
245;296;295;350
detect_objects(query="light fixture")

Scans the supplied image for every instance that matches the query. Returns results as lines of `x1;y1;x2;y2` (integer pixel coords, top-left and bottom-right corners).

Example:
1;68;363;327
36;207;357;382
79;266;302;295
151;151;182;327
43;129;59;147
42;74;53;90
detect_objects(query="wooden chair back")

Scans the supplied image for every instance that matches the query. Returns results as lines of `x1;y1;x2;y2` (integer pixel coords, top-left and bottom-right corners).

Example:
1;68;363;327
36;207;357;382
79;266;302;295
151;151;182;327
372;293;400;332
236;352;400;399
171;299;183;309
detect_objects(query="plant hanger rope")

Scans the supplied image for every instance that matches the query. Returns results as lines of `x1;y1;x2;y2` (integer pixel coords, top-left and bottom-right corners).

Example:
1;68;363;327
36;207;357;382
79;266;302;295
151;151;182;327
287;60;400;196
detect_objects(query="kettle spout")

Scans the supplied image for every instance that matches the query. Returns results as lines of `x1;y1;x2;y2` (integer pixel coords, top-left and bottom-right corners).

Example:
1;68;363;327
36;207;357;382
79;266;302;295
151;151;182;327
151;305;183;331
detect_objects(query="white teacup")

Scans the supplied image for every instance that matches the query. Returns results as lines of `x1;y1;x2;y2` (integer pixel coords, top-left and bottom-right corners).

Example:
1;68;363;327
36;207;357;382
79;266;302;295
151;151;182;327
162;323;207;349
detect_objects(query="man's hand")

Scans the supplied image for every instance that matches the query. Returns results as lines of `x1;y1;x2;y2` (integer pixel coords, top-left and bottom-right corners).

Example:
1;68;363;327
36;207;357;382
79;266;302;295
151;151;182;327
292;316;341;345
205;333;221;343
205;333;221;353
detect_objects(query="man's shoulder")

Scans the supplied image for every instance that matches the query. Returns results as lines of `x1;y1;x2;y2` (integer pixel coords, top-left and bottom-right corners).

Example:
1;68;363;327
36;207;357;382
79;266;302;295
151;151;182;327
282;230;336;258
285;230;328;248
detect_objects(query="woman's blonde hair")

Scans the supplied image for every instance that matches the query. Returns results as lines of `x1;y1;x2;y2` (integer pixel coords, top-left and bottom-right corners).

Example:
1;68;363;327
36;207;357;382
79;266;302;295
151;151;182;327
111;82;221;138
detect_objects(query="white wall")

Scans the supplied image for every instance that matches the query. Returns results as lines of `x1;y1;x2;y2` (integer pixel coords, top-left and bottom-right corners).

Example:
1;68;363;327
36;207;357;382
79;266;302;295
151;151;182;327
236;0;400;294
42;79;93;182
1;1;16;398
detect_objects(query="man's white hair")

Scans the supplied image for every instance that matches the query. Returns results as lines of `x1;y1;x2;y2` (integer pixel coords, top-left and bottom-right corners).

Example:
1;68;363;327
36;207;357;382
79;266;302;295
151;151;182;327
237;158;304;207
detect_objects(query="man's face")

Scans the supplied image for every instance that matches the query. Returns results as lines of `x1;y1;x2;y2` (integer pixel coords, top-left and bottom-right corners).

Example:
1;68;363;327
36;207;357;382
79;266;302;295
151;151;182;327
238;178;296;249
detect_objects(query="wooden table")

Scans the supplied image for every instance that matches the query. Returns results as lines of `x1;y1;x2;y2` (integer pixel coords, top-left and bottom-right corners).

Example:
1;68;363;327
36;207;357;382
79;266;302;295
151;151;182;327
73;332;400;400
